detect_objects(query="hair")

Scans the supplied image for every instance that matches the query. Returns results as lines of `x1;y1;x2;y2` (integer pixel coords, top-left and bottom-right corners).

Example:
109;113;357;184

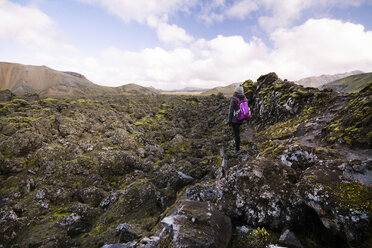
233;92;237;97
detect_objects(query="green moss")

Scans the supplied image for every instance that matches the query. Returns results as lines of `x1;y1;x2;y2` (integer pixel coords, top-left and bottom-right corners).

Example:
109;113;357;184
256;118;301;141
167;138;191;154
52;205;70;220
279;93;290;102
297;89;313;97
11;98;30;106
231;226;273;248
141;116;153;124
159;110;168;115
42;98;58;104
258;87;271;96
134;122;144;126
154;160;162;167
302;106;317;117
77;99;88;104
324;83;372;147
290;93;300;98
0;176;20;194
274;83;284;89
0;102;17;110
333;182;372;212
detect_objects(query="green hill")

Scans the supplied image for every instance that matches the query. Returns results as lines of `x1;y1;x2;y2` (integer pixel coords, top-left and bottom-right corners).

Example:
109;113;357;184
200;83;239;96
321;72;372;93
296;70;363;88
0;62;161;96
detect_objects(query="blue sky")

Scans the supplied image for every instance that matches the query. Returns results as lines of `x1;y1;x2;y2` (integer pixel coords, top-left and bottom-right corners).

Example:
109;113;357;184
1;0;372;90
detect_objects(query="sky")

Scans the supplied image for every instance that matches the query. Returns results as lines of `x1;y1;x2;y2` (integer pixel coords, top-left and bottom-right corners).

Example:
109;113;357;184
1;0;372;90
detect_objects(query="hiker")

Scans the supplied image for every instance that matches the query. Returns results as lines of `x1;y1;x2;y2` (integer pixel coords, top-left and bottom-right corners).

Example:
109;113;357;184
227;85;250;154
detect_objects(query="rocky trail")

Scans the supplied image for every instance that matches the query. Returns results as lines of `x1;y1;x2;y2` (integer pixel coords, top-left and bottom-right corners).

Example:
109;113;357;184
0;73;371;248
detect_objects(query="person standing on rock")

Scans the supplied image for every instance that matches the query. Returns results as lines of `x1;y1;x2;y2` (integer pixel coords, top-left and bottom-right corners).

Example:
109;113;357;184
227;85;249;154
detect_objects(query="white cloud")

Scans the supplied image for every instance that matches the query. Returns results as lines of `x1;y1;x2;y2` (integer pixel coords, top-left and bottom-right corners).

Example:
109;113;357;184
0;0;74;51
147;15;194;46
270;18;372;79
198;0;226;24
56;35;270;89
78;0;196;46
199;0;371;31
50;17;370;90
225;0;259;19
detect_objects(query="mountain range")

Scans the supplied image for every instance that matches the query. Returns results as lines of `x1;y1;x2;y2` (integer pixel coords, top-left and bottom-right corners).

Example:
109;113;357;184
320;72;372;93
295;70;364;88
0;62;159;96
1;62;370;97
200;83;240;96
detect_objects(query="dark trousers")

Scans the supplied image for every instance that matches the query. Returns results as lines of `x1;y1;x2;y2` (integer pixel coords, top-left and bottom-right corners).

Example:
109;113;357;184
231;123;241;151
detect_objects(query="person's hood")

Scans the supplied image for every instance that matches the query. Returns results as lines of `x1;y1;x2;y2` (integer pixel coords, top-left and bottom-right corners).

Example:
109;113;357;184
235;93;245;100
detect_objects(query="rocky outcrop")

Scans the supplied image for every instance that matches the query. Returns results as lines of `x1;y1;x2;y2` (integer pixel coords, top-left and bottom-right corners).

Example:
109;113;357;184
322;81;372;148
161;200;232;248
0;89;14;102
279;229;303;248
215;157;302;229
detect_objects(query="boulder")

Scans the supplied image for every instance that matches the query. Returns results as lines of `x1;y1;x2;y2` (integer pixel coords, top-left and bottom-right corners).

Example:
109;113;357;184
0;157;25;174
99;151;138;176
278;144;317;170
0;208;23;246
101;242;137;248
279;229;303;248
119;180;158;215
100;191;120;209
55;115;84;137
297;167;371;243
0;89;14;102
138;236;160;248
161;200;232;248
115;223;140;243
186;183;219;203
78;186;105;207
0;131;43;157
68;202;99;221
153;164;194;190
216;157;302;229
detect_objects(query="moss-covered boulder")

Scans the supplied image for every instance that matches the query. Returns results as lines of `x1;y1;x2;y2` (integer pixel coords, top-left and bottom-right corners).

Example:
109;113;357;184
161;200;232;248
78;186;105;207
242;72;318;129
0;89;14;102
323;82;372;148
298;165;371;243
216;157;301;229
98;150;138;176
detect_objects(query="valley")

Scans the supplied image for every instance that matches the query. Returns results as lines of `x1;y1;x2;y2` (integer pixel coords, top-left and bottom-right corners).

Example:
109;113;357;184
0;73;371;248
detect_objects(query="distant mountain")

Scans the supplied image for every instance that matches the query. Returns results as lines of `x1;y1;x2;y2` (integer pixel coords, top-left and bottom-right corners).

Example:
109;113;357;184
296;70;364;88
166;87;208;93
200;83;239;96
114;83;161;95
0;62;99;96
320;72;372;93
0;62;160;96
